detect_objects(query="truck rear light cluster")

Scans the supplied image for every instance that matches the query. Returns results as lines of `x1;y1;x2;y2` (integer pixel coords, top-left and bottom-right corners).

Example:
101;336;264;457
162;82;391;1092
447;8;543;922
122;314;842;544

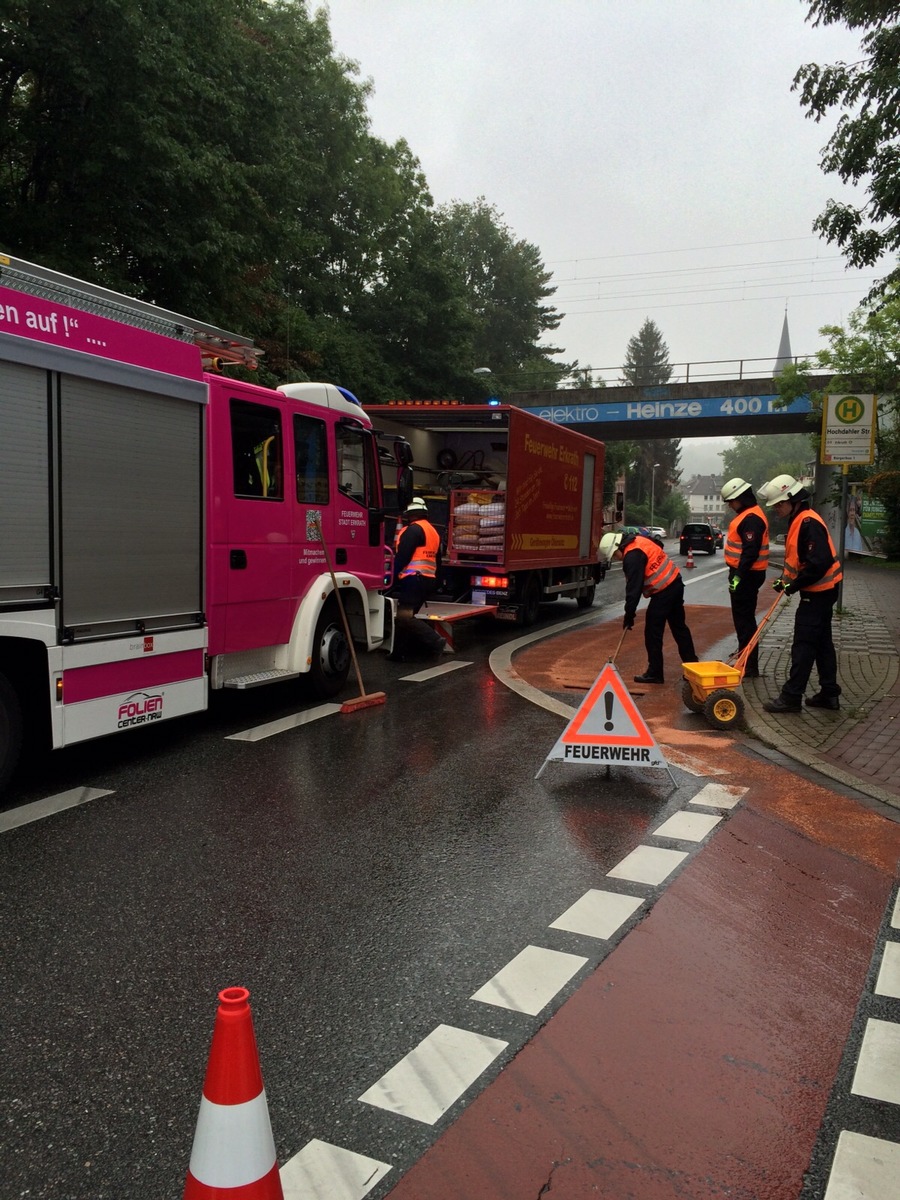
471;575;509;589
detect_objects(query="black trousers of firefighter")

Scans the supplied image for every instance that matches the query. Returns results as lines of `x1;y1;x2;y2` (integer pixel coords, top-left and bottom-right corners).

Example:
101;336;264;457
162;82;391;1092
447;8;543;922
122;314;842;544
728;569;765;675
781;586;841;702
391;573;445;659
643;577;697;681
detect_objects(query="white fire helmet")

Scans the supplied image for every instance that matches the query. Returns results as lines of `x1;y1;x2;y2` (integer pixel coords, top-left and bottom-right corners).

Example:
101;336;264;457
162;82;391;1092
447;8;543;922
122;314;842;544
405;497;429;515
720;477;752;502
761;474;804;508
599;532;623;561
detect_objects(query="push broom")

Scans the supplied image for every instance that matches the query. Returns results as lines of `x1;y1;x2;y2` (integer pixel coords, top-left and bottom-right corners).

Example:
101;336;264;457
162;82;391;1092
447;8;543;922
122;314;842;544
312;515;386;713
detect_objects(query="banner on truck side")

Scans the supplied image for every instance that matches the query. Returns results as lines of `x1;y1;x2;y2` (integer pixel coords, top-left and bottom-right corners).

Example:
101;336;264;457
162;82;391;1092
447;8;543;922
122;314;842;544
535;662;671;779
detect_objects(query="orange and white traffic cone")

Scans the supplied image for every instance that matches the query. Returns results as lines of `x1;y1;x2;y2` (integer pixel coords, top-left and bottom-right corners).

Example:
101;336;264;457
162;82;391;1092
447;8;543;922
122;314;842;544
685;546;695;569
184;987;283;1200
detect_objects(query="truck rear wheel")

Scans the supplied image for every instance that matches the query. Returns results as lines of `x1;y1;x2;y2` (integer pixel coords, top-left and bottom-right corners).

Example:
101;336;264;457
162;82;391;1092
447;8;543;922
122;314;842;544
309;601;352;698
576;583;596;609
517;574;542;627
0;672;23;794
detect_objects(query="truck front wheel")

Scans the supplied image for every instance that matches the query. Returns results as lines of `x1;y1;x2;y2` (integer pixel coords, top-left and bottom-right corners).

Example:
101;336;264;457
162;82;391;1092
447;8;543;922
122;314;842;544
0;672;23;794
309;602;352;698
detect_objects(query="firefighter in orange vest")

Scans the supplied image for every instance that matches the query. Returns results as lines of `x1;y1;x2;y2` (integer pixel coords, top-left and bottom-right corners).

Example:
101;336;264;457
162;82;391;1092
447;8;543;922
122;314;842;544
389;498;452;661
600;529;697;684
720;477;769;678
758;474;843;713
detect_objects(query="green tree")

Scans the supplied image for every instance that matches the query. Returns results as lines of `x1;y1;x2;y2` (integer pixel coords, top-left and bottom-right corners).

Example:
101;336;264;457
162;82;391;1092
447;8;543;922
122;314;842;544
620;318;682;510
721;433;816;489
793;3;900;298
778;295;900;556
435;198;569;390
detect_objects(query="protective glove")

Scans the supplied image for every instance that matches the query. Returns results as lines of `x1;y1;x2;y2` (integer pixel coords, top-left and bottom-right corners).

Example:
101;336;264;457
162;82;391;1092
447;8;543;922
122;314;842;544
623;613;635;630
772;577;785;592
729;575;741;593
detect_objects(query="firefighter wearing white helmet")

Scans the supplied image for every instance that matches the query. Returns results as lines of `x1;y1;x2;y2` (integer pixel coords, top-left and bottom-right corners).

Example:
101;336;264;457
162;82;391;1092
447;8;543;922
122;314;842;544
758;474;843;713
720;477;769;678
599;532;623;560
603;528;697;685
389;497;452;662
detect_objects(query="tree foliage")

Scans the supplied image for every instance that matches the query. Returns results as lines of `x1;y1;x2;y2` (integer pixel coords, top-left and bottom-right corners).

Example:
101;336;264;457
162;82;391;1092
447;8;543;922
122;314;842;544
793;3;900;298
776;294;900;556
0;1;561;402
721;433;816;489
619;318;682;509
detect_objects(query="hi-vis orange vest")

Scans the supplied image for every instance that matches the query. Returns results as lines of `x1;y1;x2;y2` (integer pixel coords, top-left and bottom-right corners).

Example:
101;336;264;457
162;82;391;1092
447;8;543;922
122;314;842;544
623;535;679;597
399;520;440;579
783;510;842;593
724;505;769;571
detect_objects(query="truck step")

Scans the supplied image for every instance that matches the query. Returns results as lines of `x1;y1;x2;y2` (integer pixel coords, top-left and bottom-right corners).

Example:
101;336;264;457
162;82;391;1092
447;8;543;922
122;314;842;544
223;669;300;690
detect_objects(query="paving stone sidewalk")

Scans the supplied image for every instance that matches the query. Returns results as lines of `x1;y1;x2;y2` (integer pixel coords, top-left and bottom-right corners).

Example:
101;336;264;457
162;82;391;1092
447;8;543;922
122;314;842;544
743;561;900;808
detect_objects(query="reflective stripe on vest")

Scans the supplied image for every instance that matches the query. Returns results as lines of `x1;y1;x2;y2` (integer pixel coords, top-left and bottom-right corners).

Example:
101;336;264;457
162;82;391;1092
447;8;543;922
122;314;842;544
399;520;440;579
724;505;769;571
623;535;679;597
783;510;843;592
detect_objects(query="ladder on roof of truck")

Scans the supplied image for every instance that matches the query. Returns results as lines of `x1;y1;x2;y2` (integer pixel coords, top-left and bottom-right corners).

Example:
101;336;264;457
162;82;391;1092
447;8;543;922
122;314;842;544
0;253;262;369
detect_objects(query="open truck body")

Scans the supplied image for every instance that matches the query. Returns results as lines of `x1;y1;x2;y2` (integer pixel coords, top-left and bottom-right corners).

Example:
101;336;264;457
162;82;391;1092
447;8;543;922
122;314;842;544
369;402;606;626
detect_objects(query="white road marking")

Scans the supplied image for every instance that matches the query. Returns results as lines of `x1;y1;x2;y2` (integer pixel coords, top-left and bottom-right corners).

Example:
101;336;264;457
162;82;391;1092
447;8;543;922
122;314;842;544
359;1024;507;1125
874;942;900;1000
226;703;341;742
400;660;471;681
607;844;688;886
0;786;114;833
688;782;746;809
851;1018;900;1105
651;810;723;842
549;889;645;940
280;1139;390;1200
892;891;900;929
471;945;588;1015
824;1131;900;1199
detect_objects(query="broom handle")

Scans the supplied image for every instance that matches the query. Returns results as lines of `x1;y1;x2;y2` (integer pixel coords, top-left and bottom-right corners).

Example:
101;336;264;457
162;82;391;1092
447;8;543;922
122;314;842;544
312;515;367;698
609;624;629;664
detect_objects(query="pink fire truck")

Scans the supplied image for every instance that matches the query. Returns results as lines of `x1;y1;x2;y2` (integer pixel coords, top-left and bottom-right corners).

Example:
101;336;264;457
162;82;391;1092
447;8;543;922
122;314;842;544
0;256;395;792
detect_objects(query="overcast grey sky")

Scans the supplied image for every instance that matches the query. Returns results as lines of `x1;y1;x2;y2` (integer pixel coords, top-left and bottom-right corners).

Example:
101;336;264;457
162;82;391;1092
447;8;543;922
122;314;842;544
320;0;873;474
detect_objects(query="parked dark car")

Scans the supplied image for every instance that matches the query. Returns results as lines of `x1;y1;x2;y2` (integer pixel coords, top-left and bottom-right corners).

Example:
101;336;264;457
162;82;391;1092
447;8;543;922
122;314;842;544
680;522;716;556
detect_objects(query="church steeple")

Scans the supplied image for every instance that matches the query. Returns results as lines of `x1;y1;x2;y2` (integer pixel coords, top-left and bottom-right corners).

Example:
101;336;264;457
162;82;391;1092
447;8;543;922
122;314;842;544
774;309;792;373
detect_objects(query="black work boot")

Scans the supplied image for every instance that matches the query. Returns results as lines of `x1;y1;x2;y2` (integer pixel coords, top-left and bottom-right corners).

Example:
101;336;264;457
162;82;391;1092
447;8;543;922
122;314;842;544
763;695;802;713
806;693;840;710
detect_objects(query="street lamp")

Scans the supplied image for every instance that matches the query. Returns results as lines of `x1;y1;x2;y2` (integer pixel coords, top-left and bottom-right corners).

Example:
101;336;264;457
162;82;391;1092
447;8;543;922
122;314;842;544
650;462;661;531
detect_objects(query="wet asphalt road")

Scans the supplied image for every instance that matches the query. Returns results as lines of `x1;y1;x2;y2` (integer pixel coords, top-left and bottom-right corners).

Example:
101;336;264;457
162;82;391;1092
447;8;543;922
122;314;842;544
1;556;730;1199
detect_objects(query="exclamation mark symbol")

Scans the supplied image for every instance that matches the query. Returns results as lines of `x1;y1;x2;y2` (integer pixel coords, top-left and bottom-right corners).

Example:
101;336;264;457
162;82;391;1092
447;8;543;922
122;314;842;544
604;690;614;731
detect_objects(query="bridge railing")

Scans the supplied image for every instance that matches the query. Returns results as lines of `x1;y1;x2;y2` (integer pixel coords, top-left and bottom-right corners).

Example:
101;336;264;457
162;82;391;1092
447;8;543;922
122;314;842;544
569;354;813;388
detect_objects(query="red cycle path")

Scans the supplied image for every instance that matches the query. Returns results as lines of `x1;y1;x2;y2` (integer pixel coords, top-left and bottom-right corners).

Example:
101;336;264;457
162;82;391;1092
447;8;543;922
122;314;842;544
387;610;900;1199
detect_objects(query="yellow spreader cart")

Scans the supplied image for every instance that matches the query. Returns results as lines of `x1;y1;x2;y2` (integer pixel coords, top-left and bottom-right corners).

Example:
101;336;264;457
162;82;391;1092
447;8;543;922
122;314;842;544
682;592;787;729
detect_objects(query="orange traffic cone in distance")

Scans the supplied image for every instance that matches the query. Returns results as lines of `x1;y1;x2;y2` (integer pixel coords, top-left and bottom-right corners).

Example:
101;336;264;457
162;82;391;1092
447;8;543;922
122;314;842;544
184;987;284;1200
685;546;695;569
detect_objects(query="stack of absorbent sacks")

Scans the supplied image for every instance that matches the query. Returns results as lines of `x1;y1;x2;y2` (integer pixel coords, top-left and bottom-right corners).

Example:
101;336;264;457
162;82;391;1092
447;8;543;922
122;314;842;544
451;496;506;554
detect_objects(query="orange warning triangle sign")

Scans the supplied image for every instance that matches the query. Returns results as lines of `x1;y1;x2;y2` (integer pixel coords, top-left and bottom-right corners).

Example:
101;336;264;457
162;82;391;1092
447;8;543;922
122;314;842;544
563;662;656;746
537;663;669;775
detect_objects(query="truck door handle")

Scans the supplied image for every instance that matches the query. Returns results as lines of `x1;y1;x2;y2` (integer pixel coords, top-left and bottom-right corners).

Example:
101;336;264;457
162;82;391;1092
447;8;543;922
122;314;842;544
230;550;247;569
335;548;348;565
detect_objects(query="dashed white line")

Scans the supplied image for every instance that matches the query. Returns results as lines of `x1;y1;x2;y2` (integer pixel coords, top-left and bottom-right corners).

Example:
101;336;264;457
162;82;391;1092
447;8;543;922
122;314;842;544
280;1139;390;1200
824;1130;900;1199
225;703;341;742
607;843;689;885
651;810;723;842
0;786;115;832
549;889;645;939
399;660;472;682
851;1018;900;1106
471;945;588;1016
359;1024;508;1125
